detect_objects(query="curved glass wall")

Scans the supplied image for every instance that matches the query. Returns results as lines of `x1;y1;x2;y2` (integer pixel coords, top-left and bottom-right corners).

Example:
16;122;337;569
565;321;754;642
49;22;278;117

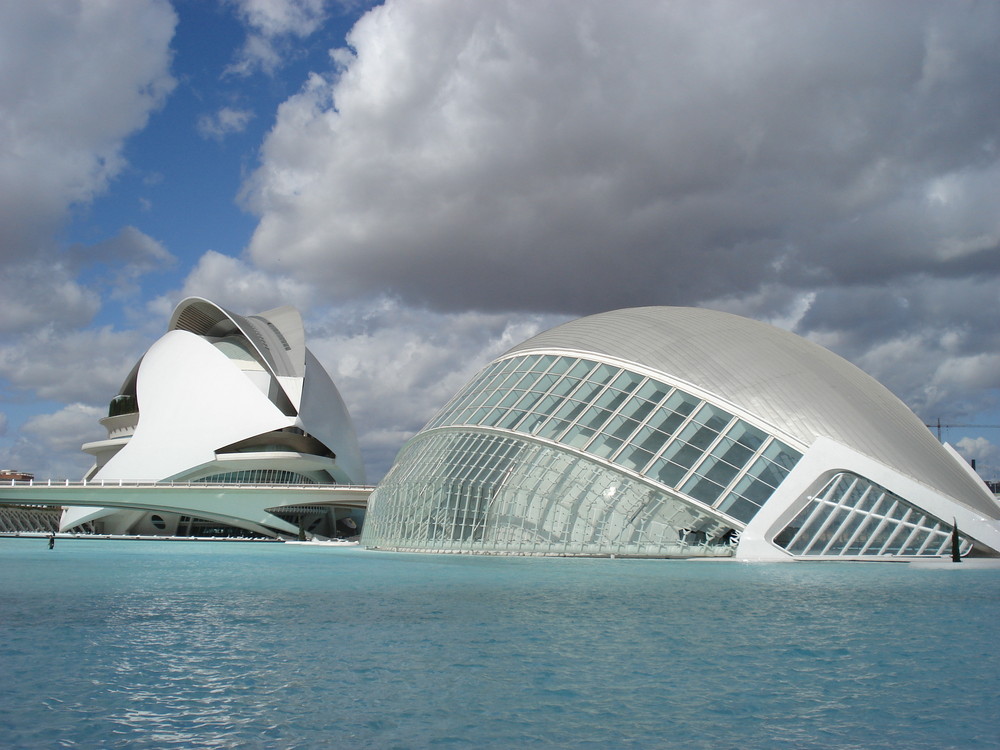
773;472;974;557
366;353;804;556
364;430;736;556
425;353;801;524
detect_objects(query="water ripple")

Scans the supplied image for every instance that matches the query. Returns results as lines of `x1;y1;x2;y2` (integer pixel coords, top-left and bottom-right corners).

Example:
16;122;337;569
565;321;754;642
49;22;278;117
1;540;998;748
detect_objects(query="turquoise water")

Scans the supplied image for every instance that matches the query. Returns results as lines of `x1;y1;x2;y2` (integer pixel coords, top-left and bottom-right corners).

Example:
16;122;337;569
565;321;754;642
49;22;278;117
1;538;998;749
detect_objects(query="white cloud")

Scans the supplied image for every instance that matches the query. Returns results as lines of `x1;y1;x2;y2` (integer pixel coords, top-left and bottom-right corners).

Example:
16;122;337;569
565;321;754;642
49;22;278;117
306;297;567;479
0;262;101;335
226;0;334;76
241;0;1000;316
0;326;149;404
197;107;255;140
154;250;318;317
0;404;104;480
0;0;176;261
232;0;329;37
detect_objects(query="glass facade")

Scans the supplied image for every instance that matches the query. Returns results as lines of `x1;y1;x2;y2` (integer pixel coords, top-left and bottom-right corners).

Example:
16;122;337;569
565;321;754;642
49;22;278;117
365;353;803;556
773;472;974;557
364;430;735;556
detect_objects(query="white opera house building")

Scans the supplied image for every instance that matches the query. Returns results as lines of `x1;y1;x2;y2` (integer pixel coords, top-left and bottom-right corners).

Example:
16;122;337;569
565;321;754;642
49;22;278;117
361;307;1000;560
62;297;367;538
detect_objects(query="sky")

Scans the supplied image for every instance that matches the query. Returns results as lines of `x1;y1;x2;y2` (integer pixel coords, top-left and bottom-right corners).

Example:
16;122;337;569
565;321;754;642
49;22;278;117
2;0;1000;484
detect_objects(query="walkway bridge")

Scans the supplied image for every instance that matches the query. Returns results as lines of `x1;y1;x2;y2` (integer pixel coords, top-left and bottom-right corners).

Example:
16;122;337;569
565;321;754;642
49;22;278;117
0;479;375;537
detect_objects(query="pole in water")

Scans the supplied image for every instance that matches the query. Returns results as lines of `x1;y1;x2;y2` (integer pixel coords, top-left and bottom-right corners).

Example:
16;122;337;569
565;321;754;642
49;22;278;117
951;518;961;563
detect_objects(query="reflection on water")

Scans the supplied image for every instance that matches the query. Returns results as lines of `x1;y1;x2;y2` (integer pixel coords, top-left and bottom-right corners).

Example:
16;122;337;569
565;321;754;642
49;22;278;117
2;539;999;749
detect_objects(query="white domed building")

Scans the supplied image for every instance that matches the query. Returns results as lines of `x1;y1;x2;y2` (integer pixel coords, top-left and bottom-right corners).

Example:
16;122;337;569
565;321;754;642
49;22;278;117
362;307;1000;560
63;297;366;537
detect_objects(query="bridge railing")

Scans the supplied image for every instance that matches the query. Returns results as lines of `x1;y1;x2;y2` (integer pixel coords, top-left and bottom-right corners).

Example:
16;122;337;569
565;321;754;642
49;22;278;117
3;479;376;491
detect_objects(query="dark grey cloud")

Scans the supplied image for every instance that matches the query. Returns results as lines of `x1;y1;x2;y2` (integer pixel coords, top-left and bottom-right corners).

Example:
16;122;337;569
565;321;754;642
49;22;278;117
243;0;1000;317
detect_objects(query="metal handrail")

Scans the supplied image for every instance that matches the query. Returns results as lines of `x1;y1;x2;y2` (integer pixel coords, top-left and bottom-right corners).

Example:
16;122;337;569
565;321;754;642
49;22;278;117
3;479;375;491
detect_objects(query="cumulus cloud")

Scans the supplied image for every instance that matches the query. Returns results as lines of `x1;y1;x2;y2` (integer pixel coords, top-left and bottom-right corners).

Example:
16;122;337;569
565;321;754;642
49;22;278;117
226;0;337;76
197;107;255;140
0;262;101;335
0;326;149;404
0;404;105;480
306;297;567;478
152;250;318;318
241;0;1000;318
0;0;176;261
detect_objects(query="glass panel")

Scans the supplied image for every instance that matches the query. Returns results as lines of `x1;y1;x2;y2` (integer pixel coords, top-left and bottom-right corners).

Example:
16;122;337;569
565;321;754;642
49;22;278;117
649;457;688;487
515;369;543;391
521;414;548;435
568;360;596;379
659;439;704;471
468;407;491;424
635;380;672;404
727;421;767;452
511;390;543;413
481;389;505;408
632;425;670;454
496;410;527;430
572;381;604;404
716;494;761;523
669;420;720;454
478;408;504;427
551;399;588;423
645;409;689;439
536;418;570;440
763;441;802;470
610;371;643;393
518;354;543;372
708;437;754;473
682;474;725;505
901;529;930;555
589;364;619;385
533;354;557;372
615;446;654;472
697;454;741;486
497;390;523;409
690;403;732;432
589;435;624;459
496;371;525;392
748;458;790;489
531;372;561;391
618;396;656;423
531;395;561;418
726;475;774;507
578;406;613;431
595;388;629;412
548;357;573;375
662;390;699;418
562;424;596;449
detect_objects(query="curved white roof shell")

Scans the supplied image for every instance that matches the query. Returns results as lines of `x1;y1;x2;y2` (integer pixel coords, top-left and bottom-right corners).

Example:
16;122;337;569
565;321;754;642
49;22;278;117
65;296;367;536
508;306;997;520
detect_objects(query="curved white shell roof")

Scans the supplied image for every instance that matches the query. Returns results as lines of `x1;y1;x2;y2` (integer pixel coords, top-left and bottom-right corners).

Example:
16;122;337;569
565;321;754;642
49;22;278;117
508;306;997;518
